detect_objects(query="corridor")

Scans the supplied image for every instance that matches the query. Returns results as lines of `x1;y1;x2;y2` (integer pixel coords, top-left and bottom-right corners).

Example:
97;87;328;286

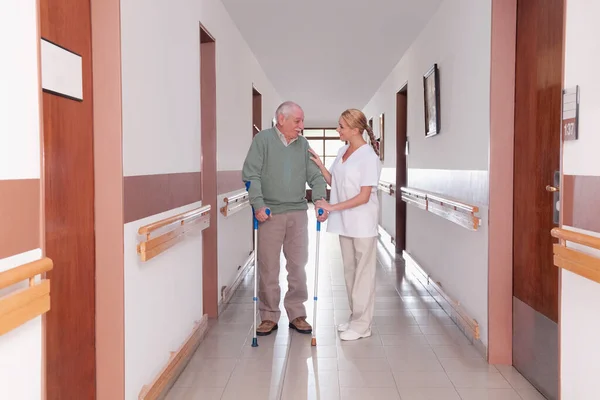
4;0;600;398
165;211;543;400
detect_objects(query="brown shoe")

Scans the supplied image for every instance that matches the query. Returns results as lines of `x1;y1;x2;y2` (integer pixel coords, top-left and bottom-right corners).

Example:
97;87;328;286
289;317;312;334
256;320;278;336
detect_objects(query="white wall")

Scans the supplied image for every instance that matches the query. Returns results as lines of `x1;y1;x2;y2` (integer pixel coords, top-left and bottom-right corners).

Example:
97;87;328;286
378;168;396;238
0;2;43;399
560;228;600;400
363;0;491;171
560;1;600;397
119;0;280;397
363;0;492;345
217;191;253;301
120;0;281;177
123;203;204;400
562;2;600;178
0;0;41;181
0;250;43;400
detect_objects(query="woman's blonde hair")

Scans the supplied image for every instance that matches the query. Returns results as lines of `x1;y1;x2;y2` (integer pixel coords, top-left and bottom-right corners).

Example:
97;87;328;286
340;109;379;156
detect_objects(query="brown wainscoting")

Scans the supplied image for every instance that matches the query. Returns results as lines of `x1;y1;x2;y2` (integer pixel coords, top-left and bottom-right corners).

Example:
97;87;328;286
123;172;202;223
563;175;600;233
407;169;489;206
217;170;243;194
0;179;40;260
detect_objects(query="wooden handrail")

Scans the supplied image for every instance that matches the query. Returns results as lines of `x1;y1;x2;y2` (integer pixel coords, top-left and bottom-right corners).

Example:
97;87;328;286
551;228;600;250
551;228;600;284
400;187;481;231
137;205;211;262
0;258;53;289
0;257;53;336
220;189;250;217
138;205;210;236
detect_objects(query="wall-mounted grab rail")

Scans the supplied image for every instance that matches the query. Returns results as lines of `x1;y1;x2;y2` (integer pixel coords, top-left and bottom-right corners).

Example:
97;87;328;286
401;187;481;231
378;180;396;196
220;189;250;217
551;228;600;284
0;257;53;336
137;205;211;262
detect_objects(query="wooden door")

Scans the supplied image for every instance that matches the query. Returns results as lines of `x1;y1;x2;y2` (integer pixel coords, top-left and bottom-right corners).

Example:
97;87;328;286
40;0;97;398
512;0;564;398
395;87;408;254
252;87;262;137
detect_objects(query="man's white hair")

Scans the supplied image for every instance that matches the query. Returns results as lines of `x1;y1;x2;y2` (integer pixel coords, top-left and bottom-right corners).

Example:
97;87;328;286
275;101;301;120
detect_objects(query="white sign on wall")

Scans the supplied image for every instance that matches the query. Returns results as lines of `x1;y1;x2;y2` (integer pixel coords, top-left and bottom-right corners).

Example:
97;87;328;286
40;38;83;101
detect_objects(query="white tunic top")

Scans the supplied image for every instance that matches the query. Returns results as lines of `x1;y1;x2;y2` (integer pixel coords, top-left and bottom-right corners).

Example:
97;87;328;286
326;144;382;238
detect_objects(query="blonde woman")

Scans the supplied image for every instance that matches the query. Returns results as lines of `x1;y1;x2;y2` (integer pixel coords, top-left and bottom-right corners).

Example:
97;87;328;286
309;109;382;341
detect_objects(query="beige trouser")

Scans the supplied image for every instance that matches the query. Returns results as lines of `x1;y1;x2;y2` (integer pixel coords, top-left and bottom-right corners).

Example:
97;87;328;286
257;210;308;322
339;235;377;335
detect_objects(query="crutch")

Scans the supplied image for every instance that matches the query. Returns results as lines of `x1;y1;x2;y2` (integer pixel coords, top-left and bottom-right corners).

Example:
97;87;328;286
245;181;270;347
311;208;324;347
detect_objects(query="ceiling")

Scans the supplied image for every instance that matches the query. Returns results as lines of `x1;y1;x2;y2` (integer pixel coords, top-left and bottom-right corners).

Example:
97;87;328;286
221;0;443;127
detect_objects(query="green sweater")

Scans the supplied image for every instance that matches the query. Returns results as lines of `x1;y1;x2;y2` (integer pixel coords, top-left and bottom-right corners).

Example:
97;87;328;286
242;128;327;214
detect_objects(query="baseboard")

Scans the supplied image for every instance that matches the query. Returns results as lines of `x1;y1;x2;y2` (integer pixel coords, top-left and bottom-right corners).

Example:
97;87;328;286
402;250;487;359
219;251;254;315
138;315;209;400
377;225;396;258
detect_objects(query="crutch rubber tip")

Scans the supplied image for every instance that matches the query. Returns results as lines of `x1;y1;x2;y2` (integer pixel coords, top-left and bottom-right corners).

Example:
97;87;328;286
251;338;259;347
311;337;317;346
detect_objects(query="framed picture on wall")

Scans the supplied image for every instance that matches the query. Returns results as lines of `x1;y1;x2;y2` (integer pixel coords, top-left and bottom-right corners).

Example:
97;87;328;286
423;63;440;137
378;113;385;161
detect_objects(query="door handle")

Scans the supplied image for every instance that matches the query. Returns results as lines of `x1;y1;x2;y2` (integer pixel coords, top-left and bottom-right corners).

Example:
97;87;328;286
546;185;559;192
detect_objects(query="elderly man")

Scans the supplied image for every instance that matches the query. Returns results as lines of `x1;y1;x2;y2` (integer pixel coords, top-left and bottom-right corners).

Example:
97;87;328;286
242;101;328;336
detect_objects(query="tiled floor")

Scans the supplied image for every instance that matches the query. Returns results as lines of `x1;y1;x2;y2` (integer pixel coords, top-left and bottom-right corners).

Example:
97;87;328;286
166;211;546;400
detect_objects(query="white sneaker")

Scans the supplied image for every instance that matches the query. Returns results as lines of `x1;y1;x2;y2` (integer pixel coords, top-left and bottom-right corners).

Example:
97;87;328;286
340;329;372;341
337;322;350;332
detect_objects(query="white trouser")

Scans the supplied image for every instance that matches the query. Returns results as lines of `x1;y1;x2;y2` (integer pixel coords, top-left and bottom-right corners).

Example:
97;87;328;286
339;235;377;335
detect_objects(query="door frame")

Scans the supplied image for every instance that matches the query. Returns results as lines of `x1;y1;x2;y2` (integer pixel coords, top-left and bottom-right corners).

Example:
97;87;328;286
487;0;517;366
200;24;218;318
395;84;408;254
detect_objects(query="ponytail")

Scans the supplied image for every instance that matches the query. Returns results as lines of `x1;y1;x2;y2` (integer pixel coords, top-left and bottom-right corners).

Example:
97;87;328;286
364;125;380;157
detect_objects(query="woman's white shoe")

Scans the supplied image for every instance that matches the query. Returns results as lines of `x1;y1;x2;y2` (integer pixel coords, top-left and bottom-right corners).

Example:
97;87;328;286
337;322;350;332
339;329;371;341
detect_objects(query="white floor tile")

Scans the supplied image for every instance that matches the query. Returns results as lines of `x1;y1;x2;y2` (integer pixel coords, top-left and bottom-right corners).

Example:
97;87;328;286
397;387;461;400
456;388;522;400
163;210;543;400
